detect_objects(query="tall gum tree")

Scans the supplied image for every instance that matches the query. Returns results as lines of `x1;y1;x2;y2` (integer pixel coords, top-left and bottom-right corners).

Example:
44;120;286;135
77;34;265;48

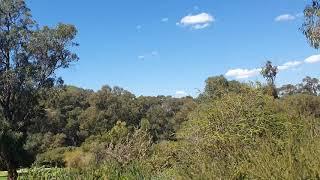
261;61;278;98
302;0;320;49
0;0;78;179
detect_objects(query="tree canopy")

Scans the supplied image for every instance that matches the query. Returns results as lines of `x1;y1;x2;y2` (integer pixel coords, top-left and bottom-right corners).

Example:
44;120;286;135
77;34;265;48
0;0;78;179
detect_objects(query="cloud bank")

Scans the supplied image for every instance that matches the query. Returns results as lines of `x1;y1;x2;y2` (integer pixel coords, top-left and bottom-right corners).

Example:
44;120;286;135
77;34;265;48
225;54;320;79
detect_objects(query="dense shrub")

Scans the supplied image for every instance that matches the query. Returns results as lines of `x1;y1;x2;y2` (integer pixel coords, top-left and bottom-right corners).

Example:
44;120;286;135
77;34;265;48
147;89;320;179
34;147;75;168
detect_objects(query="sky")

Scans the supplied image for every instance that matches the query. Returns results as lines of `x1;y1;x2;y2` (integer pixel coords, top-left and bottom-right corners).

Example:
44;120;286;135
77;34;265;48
27;0;320;97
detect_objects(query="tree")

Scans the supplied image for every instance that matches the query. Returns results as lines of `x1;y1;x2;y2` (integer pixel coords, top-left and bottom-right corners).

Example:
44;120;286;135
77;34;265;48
79;86;139;136
198;75;247;101
278;84;297;96
0;0;78;179
261;61;278;98
302;0;320;49
302;76;320;95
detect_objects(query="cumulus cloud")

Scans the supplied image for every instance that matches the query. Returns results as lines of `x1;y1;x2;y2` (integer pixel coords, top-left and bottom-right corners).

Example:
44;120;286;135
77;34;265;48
305;54;320;64
275;14;296;22
278;61;303;70
178;12;214;29
193;23;210;29
175;91;188;98
225;68;261;79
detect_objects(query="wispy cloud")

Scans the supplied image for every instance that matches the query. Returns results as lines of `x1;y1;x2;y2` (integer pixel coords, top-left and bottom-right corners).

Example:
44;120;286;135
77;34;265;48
175;90;188;98
274;12;303;22
138;55;145;60
225;54;320;79
151;51;158;56
275;14;296;22
295;13;304;18
138;50;159;60
177;12;215;29
161;18;169;22
278;61;303;70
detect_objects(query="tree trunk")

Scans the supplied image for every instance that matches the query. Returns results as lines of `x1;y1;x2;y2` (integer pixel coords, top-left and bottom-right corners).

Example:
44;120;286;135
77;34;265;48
7;164;18;180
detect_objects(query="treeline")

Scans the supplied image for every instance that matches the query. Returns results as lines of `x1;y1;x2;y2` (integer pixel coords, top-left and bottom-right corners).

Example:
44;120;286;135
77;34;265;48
20;85;196;167
279;76;320;96
15;75;320;179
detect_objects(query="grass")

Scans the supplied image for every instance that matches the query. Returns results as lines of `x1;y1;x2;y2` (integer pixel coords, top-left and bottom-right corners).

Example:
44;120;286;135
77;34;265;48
0;171;6;180
0;169;29;180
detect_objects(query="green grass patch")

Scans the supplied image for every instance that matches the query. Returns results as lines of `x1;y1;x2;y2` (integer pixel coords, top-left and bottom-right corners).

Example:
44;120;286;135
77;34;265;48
0;171;7;180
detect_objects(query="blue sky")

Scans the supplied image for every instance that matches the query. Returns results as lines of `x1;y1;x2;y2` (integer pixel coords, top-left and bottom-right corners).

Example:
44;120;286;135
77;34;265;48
27;0;320;97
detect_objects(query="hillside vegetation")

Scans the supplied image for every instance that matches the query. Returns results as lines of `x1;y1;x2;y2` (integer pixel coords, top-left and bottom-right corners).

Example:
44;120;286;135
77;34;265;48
1;0;320;179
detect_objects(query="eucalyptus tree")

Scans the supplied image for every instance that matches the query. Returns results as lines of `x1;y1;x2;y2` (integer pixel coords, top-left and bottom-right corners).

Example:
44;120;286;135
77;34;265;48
0;0;78;179
302;76;320;95
261;61;278;98
302;0;320;49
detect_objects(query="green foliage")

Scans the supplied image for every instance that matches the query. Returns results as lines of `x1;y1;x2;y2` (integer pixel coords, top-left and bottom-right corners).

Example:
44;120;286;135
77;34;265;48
66;124;152;169
261;61;278;98
199;75;248;101
0;2;318;179
34;147;74;168
79;86;139;135
302;0;320;49
279;76;320;97
0;0;78;178
19;163;151;180
64;149;93;169
147;87;320;179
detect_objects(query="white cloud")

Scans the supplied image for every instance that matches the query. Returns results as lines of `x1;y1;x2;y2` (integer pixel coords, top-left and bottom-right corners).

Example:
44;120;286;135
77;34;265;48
225;54;320;79
278;61;303;70
178;12;214;29
225;61;303;79
175;91;188;98
193;23;210;29
161;18;169;22
275;14;296;22
305;54;320;64
225;68;261;79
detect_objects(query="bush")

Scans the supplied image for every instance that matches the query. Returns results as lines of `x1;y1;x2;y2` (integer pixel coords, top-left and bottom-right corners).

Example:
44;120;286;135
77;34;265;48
148;90;320;179
34;147;74;167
